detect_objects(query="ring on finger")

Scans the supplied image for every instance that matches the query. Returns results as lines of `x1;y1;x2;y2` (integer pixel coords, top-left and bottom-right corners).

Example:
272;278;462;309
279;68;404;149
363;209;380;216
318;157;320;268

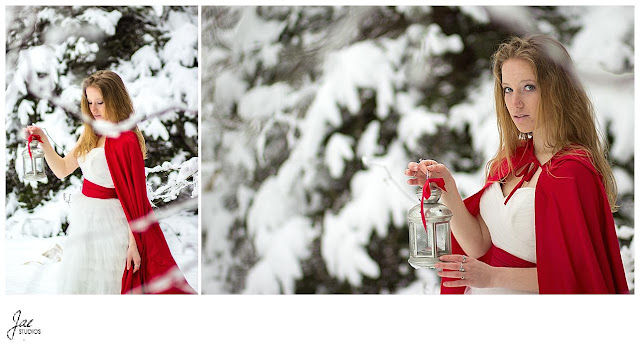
462;255;467;263
461;273;465;280
459;263;465;272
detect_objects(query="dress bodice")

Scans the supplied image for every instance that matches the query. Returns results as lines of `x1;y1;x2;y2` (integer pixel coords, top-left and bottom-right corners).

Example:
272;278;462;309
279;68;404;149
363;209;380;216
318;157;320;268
77;148;114;188
480;182;536;263
465;182;537;294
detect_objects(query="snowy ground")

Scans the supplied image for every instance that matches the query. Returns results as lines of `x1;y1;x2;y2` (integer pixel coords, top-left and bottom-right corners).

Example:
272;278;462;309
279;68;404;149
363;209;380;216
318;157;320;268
5;214;198;294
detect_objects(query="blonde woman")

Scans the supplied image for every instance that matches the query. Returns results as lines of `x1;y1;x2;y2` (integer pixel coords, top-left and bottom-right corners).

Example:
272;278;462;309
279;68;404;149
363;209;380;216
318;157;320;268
405;35;628;294
25;70;194;294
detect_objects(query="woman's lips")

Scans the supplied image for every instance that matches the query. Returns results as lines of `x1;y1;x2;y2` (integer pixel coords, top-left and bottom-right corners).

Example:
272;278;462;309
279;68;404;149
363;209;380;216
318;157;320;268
513;114;529;119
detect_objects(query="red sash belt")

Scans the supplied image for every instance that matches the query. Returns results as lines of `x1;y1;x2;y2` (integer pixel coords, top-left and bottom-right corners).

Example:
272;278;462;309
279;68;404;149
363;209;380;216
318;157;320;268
82;179;117;199
488;245;536;268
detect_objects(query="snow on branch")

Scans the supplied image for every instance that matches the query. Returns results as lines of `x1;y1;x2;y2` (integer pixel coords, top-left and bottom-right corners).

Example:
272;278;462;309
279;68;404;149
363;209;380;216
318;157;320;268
147;157;199;204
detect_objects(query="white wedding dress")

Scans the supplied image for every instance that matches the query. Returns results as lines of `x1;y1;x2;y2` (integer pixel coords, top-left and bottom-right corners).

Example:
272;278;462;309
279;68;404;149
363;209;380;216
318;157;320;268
465;182;537;295
58;147;130;294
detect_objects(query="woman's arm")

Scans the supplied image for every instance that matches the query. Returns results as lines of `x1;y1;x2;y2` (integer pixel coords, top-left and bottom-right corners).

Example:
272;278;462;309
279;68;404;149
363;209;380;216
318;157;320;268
25;125;79;179
491;267;539;292
128;229;137;249
440;189;492;258
436;255;539;293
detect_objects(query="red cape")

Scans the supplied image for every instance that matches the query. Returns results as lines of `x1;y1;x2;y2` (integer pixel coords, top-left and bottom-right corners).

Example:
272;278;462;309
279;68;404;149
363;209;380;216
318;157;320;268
440;140;629;294
105;131;196;294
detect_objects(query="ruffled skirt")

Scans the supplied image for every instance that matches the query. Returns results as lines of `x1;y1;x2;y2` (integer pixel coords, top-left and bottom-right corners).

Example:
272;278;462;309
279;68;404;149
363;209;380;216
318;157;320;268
58;192;129;294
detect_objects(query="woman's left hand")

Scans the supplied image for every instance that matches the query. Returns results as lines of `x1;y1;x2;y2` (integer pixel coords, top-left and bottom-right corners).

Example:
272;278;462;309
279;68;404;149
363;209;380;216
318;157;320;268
126;245;142;273
435;254;495;288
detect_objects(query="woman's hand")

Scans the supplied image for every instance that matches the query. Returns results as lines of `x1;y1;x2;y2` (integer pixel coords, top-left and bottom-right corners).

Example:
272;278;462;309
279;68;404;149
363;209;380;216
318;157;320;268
434;254;495;288
405;159;457;195
24;125;47;142
126;244;142;273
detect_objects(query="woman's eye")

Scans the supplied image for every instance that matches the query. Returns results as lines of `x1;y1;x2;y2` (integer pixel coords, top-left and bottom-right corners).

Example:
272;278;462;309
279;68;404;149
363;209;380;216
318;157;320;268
503;87;513;93
524;84;536;91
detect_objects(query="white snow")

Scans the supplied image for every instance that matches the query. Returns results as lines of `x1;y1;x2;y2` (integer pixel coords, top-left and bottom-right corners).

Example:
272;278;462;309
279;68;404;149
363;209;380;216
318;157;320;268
131;45;163;77
214;70;249;115
142;117;169;141
78;8;122;36
356;121;382;158
5;212;198;294
397;106;447;153
238;83;292;120
325;133;354;178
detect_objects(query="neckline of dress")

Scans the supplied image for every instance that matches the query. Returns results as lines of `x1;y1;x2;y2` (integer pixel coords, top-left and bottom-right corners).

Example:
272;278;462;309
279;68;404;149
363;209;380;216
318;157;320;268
493;182;534;202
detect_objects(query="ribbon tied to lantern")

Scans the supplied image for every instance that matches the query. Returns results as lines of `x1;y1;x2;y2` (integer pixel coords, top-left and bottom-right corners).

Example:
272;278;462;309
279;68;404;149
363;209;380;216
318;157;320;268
420;176;447;232
27;134;43;160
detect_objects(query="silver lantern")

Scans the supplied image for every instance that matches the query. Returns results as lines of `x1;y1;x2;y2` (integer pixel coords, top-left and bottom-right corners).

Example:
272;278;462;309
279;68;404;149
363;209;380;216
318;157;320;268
22;139;47;181
407;183;453;268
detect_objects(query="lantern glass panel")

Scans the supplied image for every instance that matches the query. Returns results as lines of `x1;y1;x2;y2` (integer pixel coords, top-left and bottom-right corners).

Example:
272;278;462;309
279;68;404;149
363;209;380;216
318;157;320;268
436;222;449;255
36;158;44;173
418;222;433;257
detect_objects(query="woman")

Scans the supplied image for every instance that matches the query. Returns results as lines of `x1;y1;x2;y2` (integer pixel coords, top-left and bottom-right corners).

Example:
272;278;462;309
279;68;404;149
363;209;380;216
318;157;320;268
405;35;628;294
25;70;195;294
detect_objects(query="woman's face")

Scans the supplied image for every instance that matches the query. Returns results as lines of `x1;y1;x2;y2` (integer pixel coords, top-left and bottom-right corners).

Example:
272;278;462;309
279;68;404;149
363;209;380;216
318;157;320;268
85;86;107;121
501;58;540;134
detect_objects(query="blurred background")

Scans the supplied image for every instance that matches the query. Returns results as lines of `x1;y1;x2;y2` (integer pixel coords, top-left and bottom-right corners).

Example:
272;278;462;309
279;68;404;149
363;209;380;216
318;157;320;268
4;6;199;293
202;6;634;294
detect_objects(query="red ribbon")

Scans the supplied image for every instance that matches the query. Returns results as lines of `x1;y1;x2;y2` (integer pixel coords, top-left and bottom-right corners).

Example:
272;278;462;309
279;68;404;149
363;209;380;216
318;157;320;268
503;158;540;205
420;177;447;232
27;134;43;160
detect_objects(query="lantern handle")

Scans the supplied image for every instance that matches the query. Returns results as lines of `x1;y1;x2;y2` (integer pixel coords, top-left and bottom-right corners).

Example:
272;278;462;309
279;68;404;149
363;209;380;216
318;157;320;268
34;125;67;154
418;157;430;184
418;158;429;180
361;156;417;204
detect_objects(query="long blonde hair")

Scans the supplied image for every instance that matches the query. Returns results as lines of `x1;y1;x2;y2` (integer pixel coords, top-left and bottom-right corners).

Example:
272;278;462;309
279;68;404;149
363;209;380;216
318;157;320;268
74;70;147;159
488;34;617;211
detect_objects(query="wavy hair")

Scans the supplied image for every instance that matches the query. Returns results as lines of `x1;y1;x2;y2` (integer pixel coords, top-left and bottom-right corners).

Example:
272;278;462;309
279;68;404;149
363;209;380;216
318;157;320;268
488;34;617;211
74;70;147;159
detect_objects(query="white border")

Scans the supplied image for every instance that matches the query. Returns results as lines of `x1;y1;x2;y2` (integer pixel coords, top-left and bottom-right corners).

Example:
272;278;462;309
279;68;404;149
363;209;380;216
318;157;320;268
1;2;638;349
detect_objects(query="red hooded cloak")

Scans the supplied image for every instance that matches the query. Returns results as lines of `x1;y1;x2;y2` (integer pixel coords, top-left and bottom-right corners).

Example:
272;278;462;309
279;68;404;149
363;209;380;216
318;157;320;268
105;131;196;294
440;140;629;294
